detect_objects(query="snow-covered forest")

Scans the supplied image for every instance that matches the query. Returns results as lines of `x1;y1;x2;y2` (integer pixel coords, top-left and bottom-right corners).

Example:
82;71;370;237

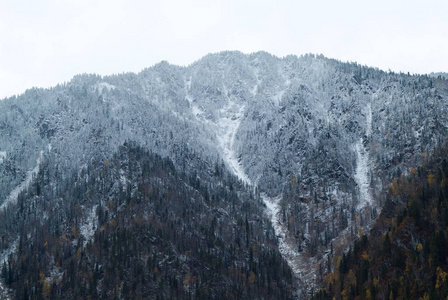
1;51;448;299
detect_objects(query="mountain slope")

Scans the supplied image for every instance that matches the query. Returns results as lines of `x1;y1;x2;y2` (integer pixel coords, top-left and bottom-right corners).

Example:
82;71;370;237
313;142;448;300
1;51;448;297
0;143;294;299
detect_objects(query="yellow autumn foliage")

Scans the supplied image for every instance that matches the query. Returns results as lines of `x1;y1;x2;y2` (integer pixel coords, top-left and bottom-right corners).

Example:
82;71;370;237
436;267;448;289
417;243;423;252
248;271;257;285
428;173;436;186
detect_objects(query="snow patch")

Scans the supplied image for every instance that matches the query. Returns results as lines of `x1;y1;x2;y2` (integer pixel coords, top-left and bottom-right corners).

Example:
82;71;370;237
262;195;302;276
272;67;292;105
95;82;116;95
414;126;423;139
354;139;373;210
215;100;251;185
251;67;261;96
274;89;286;105
186;95;205;118
355;102;374;210
47;266;64;284
80;205;98;247
0;151;43;210
251;82;259;96
119;169;127;189
0;151;6;164
273;78;291;105
185;77;206;119
263;194;313;297
366;103;372;137
191;104;204;117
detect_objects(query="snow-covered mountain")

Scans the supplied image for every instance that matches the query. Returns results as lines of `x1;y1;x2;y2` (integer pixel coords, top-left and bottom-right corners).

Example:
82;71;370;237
1;51;448;298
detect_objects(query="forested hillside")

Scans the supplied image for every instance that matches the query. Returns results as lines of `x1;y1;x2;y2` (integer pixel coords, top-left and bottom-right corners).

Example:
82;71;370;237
313;142;448;300
0;143;294;299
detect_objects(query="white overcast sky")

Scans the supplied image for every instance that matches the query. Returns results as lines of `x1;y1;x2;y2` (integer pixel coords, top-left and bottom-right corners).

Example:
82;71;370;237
1;0;447;99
